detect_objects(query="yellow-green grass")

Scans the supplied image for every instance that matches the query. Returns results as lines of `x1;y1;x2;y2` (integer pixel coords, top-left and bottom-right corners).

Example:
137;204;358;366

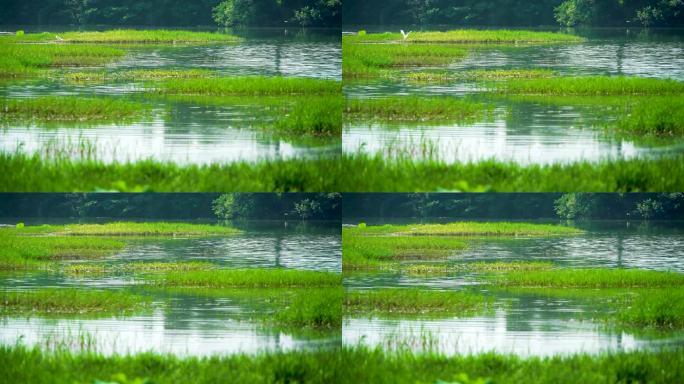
616;288;684;330
0;288;150;315
149;77;341;96
149;269;341;288
274;288;343;330
63;261;218;275
45;222;240;236
4;30;240;44
0;96;149;123
63;69;217;82
406;69;557;83
345;288;492;316
350;222;582;237
0;43;125;78
343;42;467;78
488;268;684;288
404;261;555;275
344;96;492;123
496;76;684;95
345;29;583;44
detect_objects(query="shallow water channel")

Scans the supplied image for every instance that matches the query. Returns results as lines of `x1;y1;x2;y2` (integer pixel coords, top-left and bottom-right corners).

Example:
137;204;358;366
343;220;684;356
0;29;341;164
344;29;684;165
0;219;341;356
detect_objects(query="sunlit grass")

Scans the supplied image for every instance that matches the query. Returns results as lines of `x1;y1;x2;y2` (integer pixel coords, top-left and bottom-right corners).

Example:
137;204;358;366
489;268;684;288
0;43;125;77
344;96;492;123
63;69;217;82
0;96;149;123
64;261;218;275
345;29;583;44
496;76;684;95
275;288;343;329
349;222;582;237
616;288;684;330
4;30;240;44
404;261;555;275
150;269;341;288
0;288;150;315
407;69;557;83
345;288;492;316
150;77;341;96
46;222;240;236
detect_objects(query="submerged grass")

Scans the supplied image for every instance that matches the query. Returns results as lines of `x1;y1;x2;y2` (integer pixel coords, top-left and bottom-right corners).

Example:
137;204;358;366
151;77;341;96
0;96;149;123
345;288;492;316
0;288;149;315
2;344;683;384
345;29;583;44
344;96;491;123
151;269;341;288
497;76;684;95
489;268;684;288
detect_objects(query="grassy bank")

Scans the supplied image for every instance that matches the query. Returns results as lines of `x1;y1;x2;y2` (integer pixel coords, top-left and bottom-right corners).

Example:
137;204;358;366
0;43;125;77
350;29;582;44
0;96;149;123
150;269;341;288
349;221;582;237
335;152;684;192
4;345;682;384
344;96;491;123
0;288;149;315
497;76;684;95
4;30;240;44
150;77;341;96
47;222;240;236
489;268;684;288
345;288;492;316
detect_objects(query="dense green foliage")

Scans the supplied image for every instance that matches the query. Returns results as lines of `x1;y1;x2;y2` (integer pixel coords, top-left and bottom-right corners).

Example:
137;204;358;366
151;269;341;288
554;193;684;220
213;0;340;27
151;77;340;96
489;268;684;288
212;193;340;220
343;0;684;27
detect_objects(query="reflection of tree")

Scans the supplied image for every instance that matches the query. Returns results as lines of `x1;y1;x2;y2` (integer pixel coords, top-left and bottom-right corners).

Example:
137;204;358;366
616;233;624;268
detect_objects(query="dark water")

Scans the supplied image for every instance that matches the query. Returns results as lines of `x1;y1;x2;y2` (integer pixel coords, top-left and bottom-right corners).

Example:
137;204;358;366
343;220;684;356
344;29;684;165
0;219;341;356
0;29;341;164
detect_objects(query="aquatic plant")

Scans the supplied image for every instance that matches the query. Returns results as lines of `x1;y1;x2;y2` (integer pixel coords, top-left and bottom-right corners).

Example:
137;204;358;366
497;76;684;95
344;29;583;44
345;288;493;316
0;96;149;123
274;288;343;329
406;69;557;83
150;77;341;96
490;268;684;288
0;288;150;315
151;269;341;288
50;222;240;236
349;221;582;237
5;30;240;44
345;96;492;123
64;261;218;275
616;288;684;329
0;43;125;77
63;69;217;82
403;261;556;275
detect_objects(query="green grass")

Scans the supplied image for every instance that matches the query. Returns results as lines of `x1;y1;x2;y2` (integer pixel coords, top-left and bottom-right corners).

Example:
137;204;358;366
343;229;468;270
345;29;583;44
63;69;217;82
404;261;555;275
344;96;491;123
335;152;684;192
615;96;684;138
0;96;149;123
0;288;149;315
407;69;557;82
46;222;240;236
150;77;341;96
150;269;341;288
5;30;240;44
496;76;684;95
274;95;342;137
489;268;684;288
350;222;582;237
274;288;343;329
343;42;467;78
3;345;683;384
616;288;684;330
0;43;125;77
345;288;492;316
64;261;218;275
0;150;342;192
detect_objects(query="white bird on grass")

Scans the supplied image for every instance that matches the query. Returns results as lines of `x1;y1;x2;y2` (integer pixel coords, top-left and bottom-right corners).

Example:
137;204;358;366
400;30;411;41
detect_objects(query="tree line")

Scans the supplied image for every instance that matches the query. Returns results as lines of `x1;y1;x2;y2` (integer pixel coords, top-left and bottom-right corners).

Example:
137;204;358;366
0;0;340;28
343;0;684;27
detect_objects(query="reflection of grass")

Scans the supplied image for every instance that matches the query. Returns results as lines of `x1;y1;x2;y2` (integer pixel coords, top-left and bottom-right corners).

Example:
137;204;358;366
0;151;341;192
345;29;583;44
0;96;149;123
336;152;684;192
345;288;492;316
345;96;491;123
4;30;240;44
350;222;581;236
151;269;341;288
489;268;684;288
0;43;125;77
0;288;149;315
497;76;684;95
343;42;467;78
151;77;340;96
